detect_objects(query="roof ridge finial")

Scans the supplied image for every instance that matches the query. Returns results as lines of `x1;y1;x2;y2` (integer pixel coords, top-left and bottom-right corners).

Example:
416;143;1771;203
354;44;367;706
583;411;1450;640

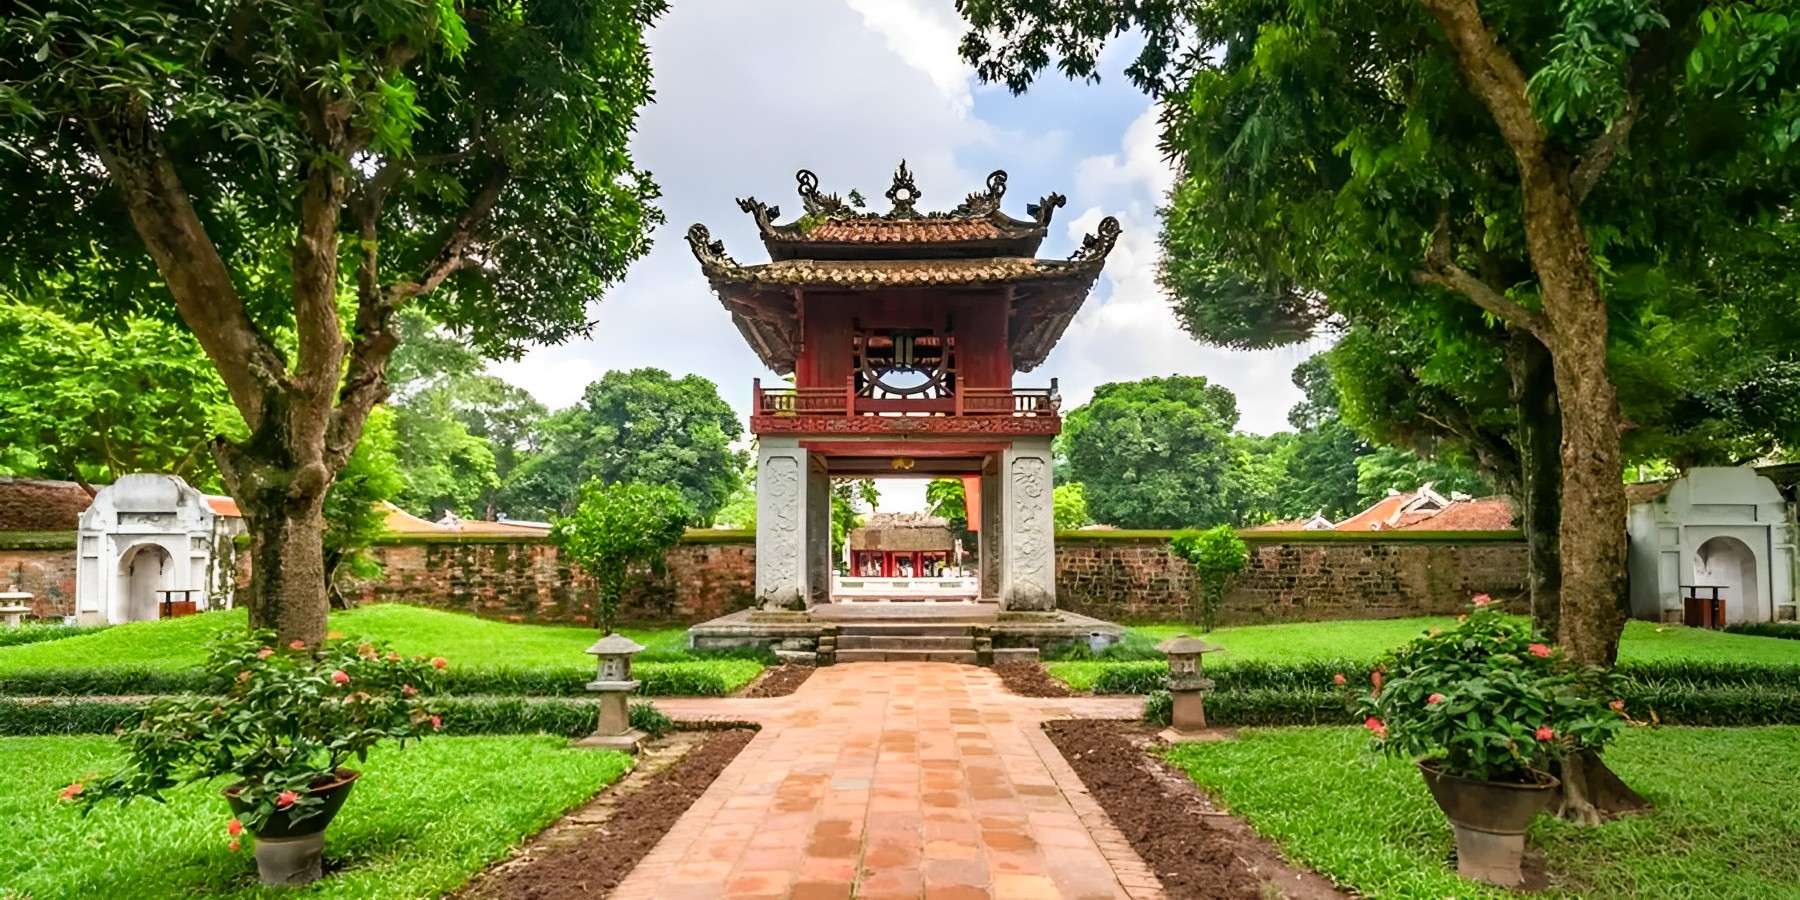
885;159;920;218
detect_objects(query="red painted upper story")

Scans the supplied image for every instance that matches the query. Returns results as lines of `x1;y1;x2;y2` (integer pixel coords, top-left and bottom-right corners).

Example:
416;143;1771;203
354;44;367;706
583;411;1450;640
687;163;1117;437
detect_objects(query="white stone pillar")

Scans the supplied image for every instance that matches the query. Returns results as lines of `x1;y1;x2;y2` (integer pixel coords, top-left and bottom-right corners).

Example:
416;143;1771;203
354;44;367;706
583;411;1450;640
979;466;1002;599
999;437;1056;611
805;463;831;606
754;439;815;610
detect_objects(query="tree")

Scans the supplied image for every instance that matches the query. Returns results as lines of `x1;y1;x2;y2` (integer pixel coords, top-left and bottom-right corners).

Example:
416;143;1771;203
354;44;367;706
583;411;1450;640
503;369;745;522
1170;525;1249;632
1061;376;1245;529
391;391;502;519
0;300;236;490
1052;483;1092;532
956;0;1800;674
322;407;404;607
552;481;691;634
2;1;663;645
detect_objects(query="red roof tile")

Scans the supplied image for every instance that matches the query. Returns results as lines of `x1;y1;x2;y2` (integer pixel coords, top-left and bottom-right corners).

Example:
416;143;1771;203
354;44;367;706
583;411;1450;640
798;218;1006;243
1395;497;1517;531
0;479;93;531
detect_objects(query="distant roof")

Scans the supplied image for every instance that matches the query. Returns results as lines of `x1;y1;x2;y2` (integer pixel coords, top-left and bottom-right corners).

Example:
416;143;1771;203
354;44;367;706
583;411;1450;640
850;512;954;552
0;478;93;531
1334;485;1516;532
206;496;241;518
379;503;550;537
1624;480;1676;506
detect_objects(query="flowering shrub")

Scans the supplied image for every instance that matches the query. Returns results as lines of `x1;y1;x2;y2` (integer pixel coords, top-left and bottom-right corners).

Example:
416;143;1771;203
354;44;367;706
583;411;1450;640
1339;599;1632;783
67;630;445;839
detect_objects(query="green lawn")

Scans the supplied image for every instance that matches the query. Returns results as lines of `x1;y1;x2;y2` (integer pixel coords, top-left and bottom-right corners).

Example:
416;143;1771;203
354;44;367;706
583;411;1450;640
1165;726;1800;899
0;605;763;695
0;734;631;899
1047;618;1800;690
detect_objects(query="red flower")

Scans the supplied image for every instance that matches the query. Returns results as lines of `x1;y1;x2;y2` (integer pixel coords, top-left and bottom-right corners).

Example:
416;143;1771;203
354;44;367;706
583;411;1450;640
431;656;448;670
1528;643;1552;658
331;670;350;686
402;683;417;697
1535;725;1555;742
1363;716;1387;738
256;647;274;660
357;643;376;658
1370;669;1384;693
1332;673;1347;686
228;839;241;852
276;790;299;809
227;819;243;837
236;670;253;683
430;715;443;732
1609;699;1626;713
58;782;83;801
1472;593;1492;607
1427;693;1445;705
288;640;307;651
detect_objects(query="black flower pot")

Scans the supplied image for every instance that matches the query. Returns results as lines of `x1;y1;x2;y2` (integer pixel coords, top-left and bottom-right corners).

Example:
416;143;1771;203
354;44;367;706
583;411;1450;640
1418;760;1557;888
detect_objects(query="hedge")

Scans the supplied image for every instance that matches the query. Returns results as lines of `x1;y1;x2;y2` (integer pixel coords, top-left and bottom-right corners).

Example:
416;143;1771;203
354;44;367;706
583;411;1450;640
1053;528;1523;544
1077;658;1800;696
0;530;77;550
0;622;109;648
1139;685;1800;728
0;696;726;737
0;659;763;698
1725;622;1800;641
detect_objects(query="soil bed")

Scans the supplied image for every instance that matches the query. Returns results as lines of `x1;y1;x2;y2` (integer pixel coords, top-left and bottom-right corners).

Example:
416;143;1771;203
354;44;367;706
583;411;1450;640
993;661;1071;697
740;663;813;697
1044;719;1345;900
457;728;755;899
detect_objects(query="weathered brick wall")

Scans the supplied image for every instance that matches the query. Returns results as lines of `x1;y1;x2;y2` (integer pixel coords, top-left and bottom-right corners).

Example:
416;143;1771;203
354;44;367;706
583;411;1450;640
0;546;79;618
348;539;756;625
1056;536;1528;623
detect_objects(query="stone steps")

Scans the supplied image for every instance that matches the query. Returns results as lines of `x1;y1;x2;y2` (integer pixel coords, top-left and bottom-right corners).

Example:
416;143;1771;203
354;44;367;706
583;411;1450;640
837;634;973;651
835;623;978;637
835;649;982;664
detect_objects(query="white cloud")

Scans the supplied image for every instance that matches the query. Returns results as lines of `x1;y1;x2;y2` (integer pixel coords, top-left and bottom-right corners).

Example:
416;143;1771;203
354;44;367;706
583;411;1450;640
844;0;976;116
1074;104;1174;201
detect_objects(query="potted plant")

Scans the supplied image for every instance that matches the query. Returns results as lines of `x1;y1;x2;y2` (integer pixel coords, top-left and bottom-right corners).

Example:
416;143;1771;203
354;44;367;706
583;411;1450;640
1340;596;1631;887
65;630;446;885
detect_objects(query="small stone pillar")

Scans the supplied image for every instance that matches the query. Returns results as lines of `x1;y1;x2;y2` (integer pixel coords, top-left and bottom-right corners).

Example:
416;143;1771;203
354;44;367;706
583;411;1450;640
576;633;645;751
1158;636;1226;741
0;589;32;629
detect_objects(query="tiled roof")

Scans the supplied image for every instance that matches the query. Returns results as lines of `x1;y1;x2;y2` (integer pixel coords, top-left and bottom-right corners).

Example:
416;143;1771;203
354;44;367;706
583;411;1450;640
206;496;241;518
1334;494;1412;531
699;256;1102;289
379;503;550;537
1394;497;1516;531
784;218;1007;243
0;478;92;531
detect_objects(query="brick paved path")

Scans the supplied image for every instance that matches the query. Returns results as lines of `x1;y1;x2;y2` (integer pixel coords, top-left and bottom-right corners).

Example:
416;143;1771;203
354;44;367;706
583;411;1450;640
612;663;1159;899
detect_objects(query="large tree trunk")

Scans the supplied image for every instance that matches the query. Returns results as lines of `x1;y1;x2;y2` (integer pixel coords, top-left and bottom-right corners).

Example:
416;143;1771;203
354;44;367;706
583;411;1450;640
1508;334;1563;634
216;434;335;646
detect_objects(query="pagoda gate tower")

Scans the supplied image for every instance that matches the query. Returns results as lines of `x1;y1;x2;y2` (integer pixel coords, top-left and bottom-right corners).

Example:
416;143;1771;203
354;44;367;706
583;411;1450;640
689;163;1118;612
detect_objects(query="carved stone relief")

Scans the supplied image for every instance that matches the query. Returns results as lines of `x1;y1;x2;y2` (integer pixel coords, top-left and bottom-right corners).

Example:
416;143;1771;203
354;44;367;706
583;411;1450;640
758;455;802;606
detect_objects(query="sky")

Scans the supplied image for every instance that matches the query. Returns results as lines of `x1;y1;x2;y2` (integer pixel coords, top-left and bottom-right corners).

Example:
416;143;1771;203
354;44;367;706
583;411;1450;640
490;0;1325;512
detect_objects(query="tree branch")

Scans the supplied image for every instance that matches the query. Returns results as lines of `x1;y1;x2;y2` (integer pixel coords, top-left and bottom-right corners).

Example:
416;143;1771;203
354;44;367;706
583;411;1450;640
390;165;508;301
1571;94;1641;204
1413;213;1552;338
87;104;286;429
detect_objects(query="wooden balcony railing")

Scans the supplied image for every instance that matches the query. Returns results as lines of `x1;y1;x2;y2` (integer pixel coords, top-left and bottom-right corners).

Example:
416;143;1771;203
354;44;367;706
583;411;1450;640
753;378;1059;419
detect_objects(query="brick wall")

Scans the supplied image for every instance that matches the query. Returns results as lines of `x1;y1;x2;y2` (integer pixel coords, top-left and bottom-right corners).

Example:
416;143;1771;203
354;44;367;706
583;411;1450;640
0;546;79;618
348;538;756;625
1056;535;1528;624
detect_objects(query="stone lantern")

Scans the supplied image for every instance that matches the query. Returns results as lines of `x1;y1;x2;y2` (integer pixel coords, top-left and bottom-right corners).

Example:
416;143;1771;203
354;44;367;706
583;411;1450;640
1158;635;1225;740
575;633;645;751
0;587;32;630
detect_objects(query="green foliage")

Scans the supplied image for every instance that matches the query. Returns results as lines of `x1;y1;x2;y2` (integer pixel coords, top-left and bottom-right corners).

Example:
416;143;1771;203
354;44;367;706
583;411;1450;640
506;370;745;521
1052;482;1092;531
4;735;633;898
1169;525;1249;631
1354;447;1494;507
1343;602;1628;782
1726;622;1800;641
925;478;967;524
0;622;107;648
1062;376;1247;528
1166;726;1800;898
323;406;405;592
73;630;446;835
629;701;674;738
551;481;693;633
0;300;237;488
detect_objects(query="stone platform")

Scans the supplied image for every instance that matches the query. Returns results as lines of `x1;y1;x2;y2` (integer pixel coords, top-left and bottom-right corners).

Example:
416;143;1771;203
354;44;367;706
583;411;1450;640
687;604;1124;664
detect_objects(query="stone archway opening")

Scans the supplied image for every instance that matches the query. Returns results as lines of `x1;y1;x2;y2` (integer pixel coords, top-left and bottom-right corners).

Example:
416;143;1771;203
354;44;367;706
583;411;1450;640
1694;535;1760;625
118;542;173;622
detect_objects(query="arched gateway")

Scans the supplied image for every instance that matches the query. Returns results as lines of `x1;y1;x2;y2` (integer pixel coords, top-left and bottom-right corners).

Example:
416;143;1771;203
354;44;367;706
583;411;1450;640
687;164;1124;656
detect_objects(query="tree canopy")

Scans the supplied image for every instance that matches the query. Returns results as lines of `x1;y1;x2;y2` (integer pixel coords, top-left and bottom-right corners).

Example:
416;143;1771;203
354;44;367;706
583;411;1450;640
551;480;691;634
503;369;745;522
1061;376;1246;529
1;0;665;644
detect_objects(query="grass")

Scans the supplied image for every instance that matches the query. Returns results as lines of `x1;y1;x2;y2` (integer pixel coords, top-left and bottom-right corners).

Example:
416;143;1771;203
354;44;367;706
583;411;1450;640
0;622;108;648
0;734;631;899
1164;726;1800;899
1046;617;1800;691
0;605;764;695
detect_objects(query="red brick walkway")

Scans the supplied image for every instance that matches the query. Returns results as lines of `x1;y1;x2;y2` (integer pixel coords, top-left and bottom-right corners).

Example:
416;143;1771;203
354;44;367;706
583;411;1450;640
613;663;1159;899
